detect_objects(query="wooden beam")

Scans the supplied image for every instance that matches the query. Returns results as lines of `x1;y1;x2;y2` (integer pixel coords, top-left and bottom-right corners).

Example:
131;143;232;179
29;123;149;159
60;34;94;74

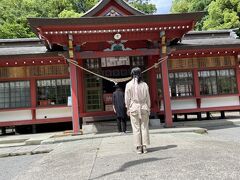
77;49;160;59
68;34;80;134
160;31;173;127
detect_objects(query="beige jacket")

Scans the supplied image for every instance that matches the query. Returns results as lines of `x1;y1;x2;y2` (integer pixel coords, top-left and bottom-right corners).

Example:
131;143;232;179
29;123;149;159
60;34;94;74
125;78;151;119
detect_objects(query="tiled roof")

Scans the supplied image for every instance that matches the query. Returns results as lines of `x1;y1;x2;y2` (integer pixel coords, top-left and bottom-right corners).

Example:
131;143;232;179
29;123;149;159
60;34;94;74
0;38;47;56
82;0;144;17
0;46;48;56
28;12;204;28
176;29;240;49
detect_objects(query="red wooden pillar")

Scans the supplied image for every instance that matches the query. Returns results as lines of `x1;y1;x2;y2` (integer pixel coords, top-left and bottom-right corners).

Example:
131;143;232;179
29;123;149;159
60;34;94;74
77;58;85;114
160;31;173;127
193;69;201;108
236;54;240;95
236;54;240;106
68;34;80;133
148;56;158;113
30;78;37;120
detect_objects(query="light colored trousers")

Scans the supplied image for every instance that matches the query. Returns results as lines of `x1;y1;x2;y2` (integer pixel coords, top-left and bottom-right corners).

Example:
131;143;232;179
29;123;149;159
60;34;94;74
130;110;150;147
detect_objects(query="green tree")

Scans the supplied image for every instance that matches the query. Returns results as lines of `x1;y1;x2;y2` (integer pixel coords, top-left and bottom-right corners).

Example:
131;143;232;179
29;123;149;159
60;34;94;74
71;0;98;13
171;0;240;32
0;0;157;38
203;0;240;30
128;0;157;14
58;10;82;18
171;0;191;13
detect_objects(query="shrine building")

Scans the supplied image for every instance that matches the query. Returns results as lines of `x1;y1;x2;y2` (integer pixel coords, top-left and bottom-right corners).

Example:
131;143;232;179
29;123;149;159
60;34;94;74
0;0;240;133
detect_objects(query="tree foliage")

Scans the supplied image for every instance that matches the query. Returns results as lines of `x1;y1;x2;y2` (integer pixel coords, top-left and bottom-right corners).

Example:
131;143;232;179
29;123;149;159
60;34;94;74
203;0;240;30
128;0;157;14
0;0;155;38
171;0;240;32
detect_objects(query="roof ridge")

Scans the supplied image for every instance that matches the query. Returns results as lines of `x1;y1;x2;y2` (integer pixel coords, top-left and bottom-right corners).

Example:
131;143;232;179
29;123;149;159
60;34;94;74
82;0;144;17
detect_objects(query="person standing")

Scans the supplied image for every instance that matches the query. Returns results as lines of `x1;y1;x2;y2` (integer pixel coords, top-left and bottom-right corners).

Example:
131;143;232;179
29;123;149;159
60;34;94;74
125;67;151;154
112;85;127;133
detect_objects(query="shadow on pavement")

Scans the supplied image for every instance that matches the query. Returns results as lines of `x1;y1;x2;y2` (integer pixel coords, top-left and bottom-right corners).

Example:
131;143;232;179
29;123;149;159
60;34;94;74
90;157;172;180
148;145;177;153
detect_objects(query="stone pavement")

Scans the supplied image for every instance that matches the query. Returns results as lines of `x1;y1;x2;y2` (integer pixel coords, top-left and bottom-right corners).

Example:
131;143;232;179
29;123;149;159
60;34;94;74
11;129;240;180
0;127;206;158
0;144;57;158
1;118;240;158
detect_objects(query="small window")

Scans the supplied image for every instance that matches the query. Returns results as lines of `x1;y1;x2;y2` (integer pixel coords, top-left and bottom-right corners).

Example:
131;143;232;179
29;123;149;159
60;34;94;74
0;81;30;109
37;79;71;106
169;72;194;97
199;69;237;95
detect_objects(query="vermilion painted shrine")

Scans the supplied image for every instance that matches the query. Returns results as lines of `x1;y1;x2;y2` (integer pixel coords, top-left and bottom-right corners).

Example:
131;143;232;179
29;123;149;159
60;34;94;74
0;0;240;133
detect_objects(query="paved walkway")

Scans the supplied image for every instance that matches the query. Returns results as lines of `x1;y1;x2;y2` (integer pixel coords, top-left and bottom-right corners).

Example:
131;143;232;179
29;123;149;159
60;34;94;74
9;128;240;180
1;118;240;158
0;127;206;158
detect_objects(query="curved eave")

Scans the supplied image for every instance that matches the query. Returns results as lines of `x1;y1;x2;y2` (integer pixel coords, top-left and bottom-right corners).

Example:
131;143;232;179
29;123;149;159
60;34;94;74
28;12;205;30
82;0;144;17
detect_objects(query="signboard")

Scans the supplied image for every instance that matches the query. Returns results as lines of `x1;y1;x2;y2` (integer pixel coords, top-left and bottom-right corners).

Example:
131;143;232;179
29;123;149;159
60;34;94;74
101;57;130;67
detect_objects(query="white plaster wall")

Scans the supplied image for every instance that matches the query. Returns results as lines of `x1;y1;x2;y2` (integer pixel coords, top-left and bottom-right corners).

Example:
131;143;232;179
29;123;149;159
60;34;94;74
36;107;72;119
171;99;197;110
0;110;32;122
201;96;240;108
160;99;197;110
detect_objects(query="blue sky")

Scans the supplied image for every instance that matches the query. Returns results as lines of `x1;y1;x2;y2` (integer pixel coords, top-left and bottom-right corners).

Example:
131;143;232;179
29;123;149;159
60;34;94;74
150;0;173;14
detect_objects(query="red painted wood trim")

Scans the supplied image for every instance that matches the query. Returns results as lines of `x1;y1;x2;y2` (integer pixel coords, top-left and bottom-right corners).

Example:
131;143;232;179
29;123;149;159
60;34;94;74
30;79;37;108
193;69;200;97
0;75;69;83
77;58;85;114
161;57;173;127
0;56;66;67
69;63;80;132
72;30;188;44
0;105;71;112
158;94;240;100
42;22;191;32
167;66;237;72
148;56;158;113
157;105;240;115
0;117;72;127
68;35;80;133
173;105;240;114
236;62;240;94
170;48;239;59
78;49;160;59
30;79;37;120
193;69;201;108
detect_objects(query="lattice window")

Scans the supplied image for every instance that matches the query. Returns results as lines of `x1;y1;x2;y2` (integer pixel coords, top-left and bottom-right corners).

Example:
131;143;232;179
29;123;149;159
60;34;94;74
37;79;71;106
84;58;103;111
157;71;193;97
84;72;103;111
0;65;68;78
0;68;8;78
169;56;236;70
30;65;68;76
198;69;237;95
0;81;30;109
169;72;194;97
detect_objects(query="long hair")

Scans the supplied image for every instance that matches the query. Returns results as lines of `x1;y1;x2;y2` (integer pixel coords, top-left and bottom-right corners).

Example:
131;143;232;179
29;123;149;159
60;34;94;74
131;67;142;84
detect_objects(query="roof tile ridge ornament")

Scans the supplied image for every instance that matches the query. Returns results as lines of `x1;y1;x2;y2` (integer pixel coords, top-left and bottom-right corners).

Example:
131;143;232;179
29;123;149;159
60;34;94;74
82;0;145;17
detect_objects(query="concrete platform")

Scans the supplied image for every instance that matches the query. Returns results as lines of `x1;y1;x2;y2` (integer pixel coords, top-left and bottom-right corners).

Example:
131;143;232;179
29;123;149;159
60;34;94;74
1;118;240;151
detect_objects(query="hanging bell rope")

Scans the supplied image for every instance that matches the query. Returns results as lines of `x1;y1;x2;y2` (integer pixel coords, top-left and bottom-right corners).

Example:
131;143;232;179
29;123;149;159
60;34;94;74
65;56;168;85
